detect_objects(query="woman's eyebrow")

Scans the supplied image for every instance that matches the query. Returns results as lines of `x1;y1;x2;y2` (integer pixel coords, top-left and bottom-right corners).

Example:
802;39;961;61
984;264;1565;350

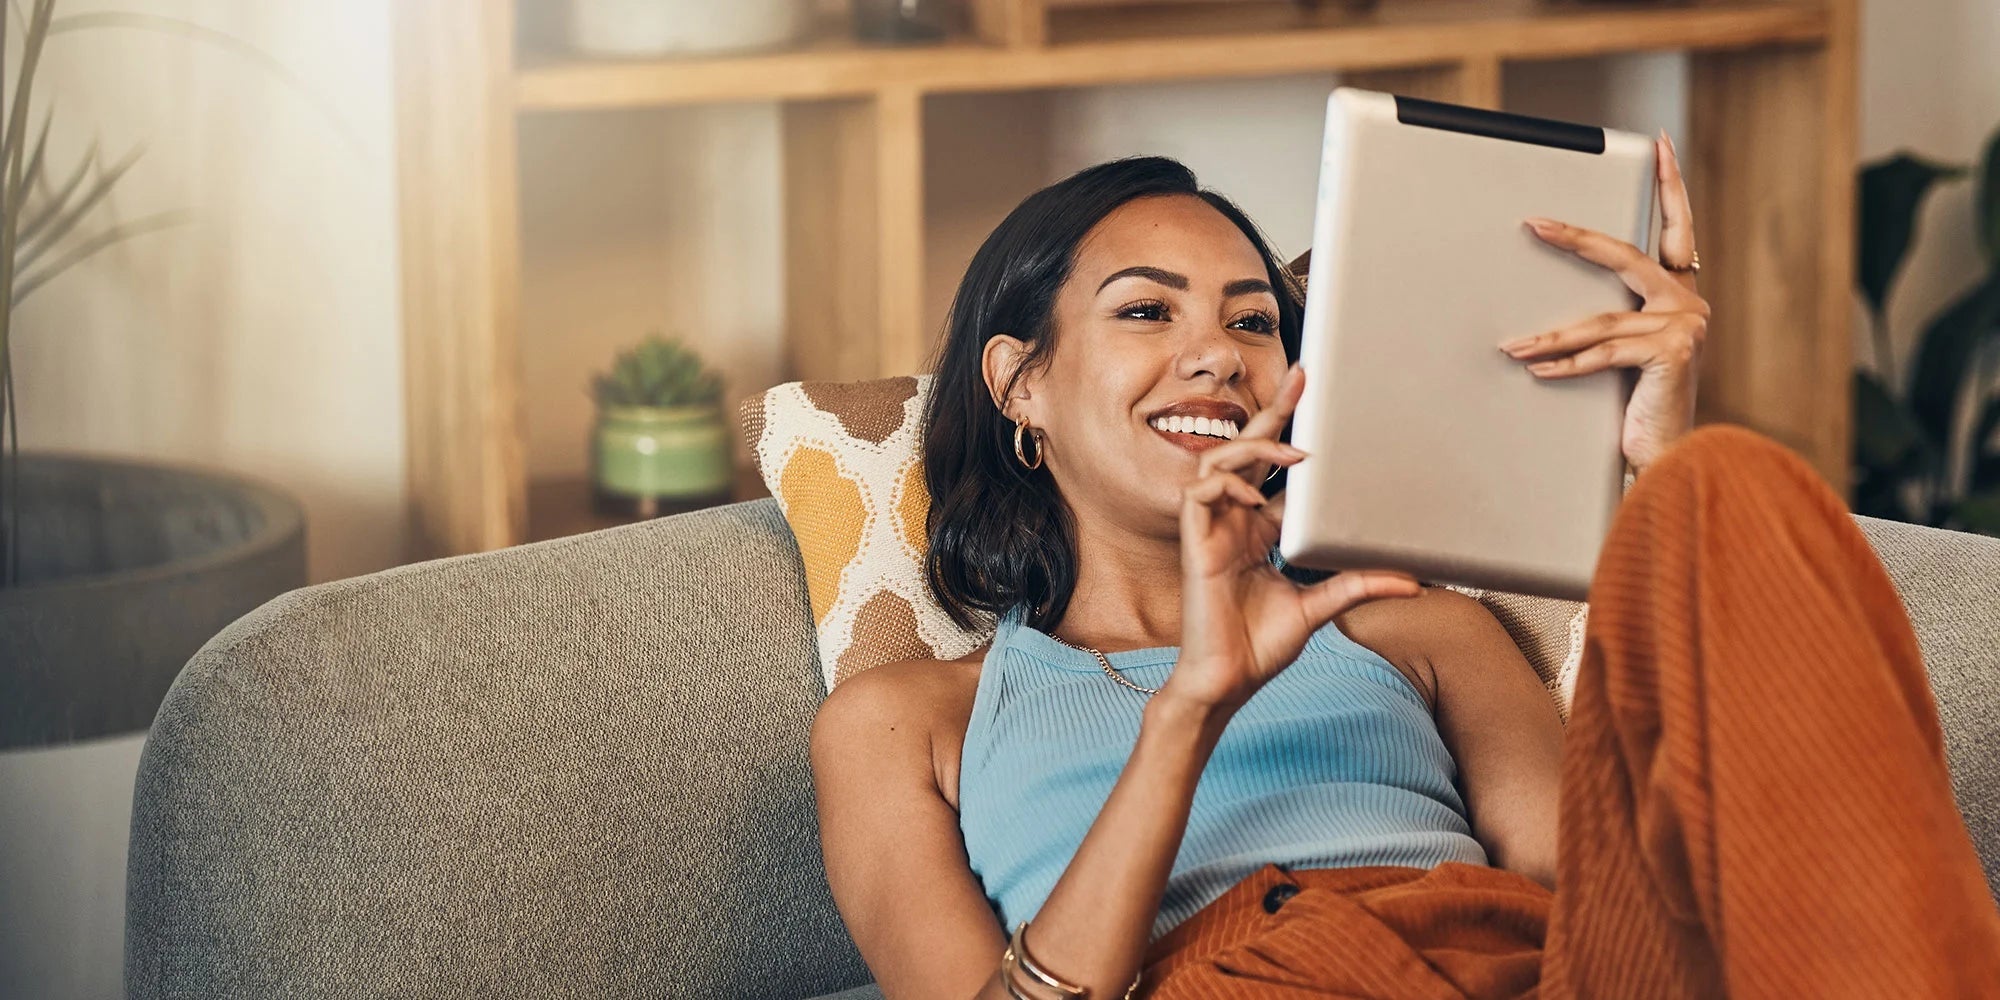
1095;267;1274;299
1223;278;1275;298
1097;265;1187;292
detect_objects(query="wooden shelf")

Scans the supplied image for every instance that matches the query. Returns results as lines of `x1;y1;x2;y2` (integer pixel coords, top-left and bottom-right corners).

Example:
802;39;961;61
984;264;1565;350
517;0;1828;111
396;0;1858;559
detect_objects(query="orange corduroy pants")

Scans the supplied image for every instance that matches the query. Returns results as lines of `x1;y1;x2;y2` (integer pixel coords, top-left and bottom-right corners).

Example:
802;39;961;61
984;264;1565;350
1137;425;2000;999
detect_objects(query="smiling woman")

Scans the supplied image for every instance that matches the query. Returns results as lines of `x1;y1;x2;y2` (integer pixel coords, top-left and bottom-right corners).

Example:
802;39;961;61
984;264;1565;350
922;157;1303;633
809;154;2000;1000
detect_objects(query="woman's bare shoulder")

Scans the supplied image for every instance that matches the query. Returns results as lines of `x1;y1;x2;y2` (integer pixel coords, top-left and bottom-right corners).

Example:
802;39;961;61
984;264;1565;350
811;646;987;748
1344;584;1504;640
1333;586;1499;710
810;647;989;809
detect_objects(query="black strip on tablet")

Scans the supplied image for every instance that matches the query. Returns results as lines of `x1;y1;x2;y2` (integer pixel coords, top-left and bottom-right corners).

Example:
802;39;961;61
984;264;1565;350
1393;95;1606;155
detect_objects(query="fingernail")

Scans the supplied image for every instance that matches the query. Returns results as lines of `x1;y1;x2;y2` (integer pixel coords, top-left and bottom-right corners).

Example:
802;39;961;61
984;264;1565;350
1528;361;1558;373
1662;130;1677;157
1523;217;1556;234
1280;444;1308;459
1499;336;1533;353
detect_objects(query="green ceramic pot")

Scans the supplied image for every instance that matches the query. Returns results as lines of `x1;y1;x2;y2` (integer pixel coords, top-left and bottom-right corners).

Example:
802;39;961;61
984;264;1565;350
591;404;731;503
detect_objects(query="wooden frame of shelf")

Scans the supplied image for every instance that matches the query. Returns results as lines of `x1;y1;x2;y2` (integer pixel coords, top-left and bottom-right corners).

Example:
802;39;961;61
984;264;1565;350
394;0;1856;558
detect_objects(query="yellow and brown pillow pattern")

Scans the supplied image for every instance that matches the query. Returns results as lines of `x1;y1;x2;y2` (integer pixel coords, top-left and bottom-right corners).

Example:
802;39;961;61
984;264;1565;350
741;376;994;691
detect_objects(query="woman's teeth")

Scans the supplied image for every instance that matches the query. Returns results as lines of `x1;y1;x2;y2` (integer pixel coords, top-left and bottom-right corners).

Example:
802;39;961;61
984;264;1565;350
1149;415;1239;440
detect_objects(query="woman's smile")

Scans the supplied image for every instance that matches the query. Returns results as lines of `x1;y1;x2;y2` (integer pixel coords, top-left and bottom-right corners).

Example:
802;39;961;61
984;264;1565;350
1146;397;1249;455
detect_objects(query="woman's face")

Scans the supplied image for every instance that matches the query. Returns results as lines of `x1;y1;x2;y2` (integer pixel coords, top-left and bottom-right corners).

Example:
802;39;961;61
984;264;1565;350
985;193;1291;535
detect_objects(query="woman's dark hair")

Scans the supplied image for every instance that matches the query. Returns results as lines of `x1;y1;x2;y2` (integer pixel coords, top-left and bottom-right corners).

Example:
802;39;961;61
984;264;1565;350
922;156;1304;633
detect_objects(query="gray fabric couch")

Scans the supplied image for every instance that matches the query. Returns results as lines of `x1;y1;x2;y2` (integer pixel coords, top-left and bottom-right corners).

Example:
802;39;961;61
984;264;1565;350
126;499;2000;1000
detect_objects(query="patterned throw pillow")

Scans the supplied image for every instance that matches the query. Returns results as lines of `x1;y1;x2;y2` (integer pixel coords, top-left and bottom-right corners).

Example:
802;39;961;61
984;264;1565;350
740;376;993;692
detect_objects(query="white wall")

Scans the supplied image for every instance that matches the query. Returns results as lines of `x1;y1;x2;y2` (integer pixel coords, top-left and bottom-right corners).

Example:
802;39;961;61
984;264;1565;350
2;3;398;998
11;0;403;587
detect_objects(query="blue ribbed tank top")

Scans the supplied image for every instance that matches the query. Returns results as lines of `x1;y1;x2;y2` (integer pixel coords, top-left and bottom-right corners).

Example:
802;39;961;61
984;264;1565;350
958;606;1488;941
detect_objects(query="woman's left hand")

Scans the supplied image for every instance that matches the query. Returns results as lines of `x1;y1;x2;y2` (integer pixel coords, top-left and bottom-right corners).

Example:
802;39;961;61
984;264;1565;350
1500;130;1707;474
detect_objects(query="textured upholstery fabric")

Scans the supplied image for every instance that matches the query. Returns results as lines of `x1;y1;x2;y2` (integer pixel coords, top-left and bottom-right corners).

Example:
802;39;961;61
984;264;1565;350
127;500;2000;1000
1855;515;2000;897
126;500;870;1000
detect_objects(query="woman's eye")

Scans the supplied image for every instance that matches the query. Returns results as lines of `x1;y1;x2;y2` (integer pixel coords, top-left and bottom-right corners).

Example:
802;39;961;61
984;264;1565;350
1230;312;1278;334
1117;301;1168;322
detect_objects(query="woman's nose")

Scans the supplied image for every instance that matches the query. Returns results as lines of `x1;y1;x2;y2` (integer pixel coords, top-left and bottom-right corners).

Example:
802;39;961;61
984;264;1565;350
1178;325;1246;383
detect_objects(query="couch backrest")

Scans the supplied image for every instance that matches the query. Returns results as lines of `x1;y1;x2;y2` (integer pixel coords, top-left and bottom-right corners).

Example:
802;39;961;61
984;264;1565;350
127;499;871;1000
126;502;2000;1000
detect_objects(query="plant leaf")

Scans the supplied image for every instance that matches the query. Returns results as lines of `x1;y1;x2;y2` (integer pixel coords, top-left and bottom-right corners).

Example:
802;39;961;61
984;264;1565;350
1948;488;2000;537
18;106;53;205
1;0;55;210
1907;275;2000;454
1857;154;1968;317
11;210;188;303
18;139;101;246
1853;369;1930;474
1981;125;2000;266
18;144;144;268
1974;394;2000;492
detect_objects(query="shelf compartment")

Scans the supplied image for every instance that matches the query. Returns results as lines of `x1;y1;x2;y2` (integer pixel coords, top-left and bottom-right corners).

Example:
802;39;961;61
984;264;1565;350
516;0;1827;112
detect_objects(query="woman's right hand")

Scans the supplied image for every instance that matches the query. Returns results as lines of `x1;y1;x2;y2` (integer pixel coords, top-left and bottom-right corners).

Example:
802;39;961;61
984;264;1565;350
1164;363;1422;713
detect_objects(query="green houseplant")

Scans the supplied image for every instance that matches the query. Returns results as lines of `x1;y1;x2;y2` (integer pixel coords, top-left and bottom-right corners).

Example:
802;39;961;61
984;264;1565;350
590;334;731;511
1852;126;2000;535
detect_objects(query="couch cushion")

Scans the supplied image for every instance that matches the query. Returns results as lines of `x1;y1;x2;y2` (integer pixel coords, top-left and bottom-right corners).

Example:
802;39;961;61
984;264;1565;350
126;499;872;1000
1857;515;2000;899
123;498;2000;1000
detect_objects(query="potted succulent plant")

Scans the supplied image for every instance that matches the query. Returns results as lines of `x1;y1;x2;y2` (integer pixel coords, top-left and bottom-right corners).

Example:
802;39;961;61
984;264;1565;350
590;334;732;514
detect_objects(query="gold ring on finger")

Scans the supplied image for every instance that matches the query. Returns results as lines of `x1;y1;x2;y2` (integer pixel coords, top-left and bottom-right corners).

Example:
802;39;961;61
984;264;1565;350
1665;249;1700;275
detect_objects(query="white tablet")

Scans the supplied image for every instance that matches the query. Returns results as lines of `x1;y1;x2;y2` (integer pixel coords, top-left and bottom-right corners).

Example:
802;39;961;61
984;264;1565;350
1279;88;1659;601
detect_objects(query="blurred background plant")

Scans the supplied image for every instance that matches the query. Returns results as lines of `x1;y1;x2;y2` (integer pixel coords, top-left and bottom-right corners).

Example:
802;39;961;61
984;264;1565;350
1853;124;2000;535
1;0;344;586
1;0;178;585
591;334;725;410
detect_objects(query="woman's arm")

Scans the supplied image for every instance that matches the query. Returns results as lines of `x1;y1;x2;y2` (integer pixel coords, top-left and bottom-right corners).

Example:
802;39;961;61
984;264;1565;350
812;662;1008;999
1415;590;1563;889
812;660;1233;1000
1339;587;1561;890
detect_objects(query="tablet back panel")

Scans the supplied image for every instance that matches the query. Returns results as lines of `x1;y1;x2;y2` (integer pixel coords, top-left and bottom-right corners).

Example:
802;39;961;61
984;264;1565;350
1280;88;1658;601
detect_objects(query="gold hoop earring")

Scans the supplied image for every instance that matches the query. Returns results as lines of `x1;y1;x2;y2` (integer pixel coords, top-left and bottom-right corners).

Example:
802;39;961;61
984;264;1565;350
1013;420;1044;470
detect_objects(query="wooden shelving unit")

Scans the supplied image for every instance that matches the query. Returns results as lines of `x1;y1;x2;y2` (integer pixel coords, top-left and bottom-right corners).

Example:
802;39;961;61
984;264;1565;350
394;0;1857;559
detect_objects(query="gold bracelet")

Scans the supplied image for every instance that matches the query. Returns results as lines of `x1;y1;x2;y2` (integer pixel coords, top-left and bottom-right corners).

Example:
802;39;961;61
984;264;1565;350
1002;922;1144;1000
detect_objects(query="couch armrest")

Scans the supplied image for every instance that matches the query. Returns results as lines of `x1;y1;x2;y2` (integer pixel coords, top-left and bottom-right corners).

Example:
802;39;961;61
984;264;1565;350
1857;516;2000;898
126;499;870;1000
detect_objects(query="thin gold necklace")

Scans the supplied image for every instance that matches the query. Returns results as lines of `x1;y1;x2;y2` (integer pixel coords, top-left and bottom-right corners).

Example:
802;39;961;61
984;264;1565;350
1046;632;1159;696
